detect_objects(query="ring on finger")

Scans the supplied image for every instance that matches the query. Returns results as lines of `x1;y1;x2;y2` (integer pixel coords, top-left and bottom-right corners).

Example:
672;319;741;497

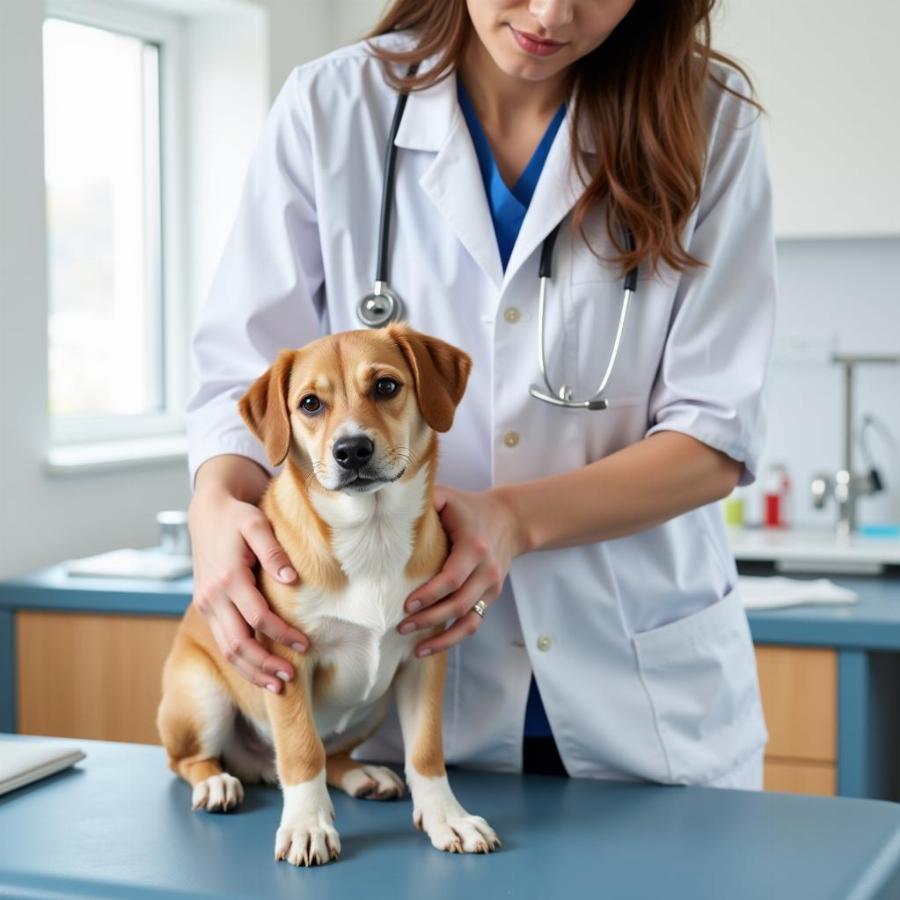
471;599;488;619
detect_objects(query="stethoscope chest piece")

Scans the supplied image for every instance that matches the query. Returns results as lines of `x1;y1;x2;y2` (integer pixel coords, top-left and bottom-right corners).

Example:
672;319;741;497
357;283;404;328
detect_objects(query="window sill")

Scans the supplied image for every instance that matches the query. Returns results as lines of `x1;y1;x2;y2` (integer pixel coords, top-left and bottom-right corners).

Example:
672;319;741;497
45;434;188;477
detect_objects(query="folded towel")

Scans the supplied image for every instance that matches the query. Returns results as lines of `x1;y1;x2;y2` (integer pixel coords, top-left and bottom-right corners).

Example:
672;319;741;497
738;575;859;611
65;548;192;580
0;739;86;797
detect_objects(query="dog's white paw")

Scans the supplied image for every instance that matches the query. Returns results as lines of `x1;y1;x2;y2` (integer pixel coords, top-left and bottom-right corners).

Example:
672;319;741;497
276;772;342;865
415;809;501;854
343;764;405;800
407;772;500;854
192;773;244;812
275;820;341;866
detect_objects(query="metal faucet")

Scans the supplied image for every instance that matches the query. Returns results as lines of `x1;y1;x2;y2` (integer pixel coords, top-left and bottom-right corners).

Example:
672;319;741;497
810;353;899;538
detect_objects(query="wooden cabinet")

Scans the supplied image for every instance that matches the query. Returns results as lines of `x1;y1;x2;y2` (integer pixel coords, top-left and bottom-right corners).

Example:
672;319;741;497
16;611;180;745
755;645;838;796
764;760;837;796
13;611;841;796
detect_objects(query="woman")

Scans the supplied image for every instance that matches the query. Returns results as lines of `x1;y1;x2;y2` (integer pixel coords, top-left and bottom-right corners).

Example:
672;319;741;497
186;0;776;788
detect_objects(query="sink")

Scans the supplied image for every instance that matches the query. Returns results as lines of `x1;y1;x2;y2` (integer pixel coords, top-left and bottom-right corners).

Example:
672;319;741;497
726;526;900;575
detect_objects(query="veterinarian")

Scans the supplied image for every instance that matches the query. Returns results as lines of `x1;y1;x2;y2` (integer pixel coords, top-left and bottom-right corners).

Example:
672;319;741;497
185;0;776;788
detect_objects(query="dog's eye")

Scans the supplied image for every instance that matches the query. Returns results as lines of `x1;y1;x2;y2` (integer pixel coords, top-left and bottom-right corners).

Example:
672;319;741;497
374;377;400;398
299;394;322;414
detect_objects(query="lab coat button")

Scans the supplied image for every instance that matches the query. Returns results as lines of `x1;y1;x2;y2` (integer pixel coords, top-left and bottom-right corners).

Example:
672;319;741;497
504;306;521;323
537;636;552;652
503;431;520;448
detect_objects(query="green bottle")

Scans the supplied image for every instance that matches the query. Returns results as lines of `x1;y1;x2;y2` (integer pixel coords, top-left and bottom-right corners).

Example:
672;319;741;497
722;489;744;527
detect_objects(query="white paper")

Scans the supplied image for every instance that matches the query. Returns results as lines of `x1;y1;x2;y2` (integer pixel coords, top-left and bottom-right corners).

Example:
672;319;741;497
738;575;859;610
0;740;86;796
64;548;192;580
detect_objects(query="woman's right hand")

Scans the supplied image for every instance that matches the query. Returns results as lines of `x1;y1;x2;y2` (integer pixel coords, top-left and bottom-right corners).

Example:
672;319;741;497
188;483;309;694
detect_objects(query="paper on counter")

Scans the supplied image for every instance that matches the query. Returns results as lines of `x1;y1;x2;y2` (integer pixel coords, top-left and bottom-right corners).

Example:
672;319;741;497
0;739;86;797
65;548;192;580
738;575;859;611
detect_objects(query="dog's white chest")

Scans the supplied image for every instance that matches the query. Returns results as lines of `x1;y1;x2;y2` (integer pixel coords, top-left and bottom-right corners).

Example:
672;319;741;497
305;576;418;710
298;468;430;735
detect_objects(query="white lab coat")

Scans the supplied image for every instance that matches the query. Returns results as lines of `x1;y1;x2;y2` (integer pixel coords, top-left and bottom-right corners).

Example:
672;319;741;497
186;32;774;785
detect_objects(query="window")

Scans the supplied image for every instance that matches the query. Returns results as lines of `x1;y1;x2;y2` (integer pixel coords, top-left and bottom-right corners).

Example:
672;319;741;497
43;0;186;447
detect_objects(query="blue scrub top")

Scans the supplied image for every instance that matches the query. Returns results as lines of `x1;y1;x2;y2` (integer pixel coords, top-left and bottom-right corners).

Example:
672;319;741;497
456;79;566;272
457;78;565;738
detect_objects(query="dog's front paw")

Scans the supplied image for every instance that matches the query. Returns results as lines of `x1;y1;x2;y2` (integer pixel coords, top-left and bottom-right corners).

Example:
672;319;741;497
275;819;341;866
415;809;501;854
408;772;500;854
191;773;244;812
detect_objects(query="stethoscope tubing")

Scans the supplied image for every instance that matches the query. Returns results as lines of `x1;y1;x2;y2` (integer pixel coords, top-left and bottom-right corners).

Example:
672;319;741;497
374;63;420;286
531;223;637;409
358;63;639;411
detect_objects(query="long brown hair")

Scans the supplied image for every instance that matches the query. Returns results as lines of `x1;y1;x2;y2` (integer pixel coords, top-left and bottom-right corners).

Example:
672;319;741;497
365;1;762;277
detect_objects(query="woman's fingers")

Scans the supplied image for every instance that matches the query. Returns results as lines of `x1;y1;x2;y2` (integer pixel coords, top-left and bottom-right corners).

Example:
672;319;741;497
240;513;299;586
399;566;490;632
207;610;283;692
229;569;309;653
213;599;298;691
405;541;481;613
415;605;488;657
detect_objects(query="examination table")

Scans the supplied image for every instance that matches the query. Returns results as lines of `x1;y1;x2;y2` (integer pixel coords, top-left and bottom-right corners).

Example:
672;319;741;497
1;735;900;899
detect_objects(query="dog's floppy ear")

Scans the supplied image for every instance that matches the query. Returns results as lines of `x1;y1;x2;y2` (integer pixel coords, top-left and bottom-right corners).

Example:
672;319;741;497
238;350;296;466
388;324;472;433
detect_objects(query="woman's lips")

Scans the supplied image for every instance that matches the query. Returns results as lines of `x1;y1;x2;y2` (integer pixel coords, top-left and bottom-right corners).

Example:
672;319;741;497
508;25;566;58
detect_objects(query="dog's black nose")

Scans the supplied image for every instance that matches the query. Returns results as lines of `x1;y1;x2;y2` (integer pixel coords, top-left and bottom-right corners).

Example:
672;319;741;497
333;435;375;470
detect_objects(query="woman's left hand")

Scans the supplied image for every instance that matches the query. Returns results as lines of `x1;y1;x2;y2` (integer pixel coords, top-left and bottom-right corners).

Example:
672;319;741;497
397;483;527;657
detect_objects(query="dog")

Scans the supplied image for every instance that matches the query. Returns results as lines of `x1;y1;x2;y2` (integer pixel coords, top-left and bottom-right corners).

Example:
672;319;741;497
157;324;500;866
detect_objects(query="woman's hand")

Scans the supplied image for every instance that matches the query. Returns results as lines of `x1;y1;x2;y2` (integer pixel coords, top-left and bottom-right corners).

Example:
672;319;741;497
397;483;528;657
188;486;309;694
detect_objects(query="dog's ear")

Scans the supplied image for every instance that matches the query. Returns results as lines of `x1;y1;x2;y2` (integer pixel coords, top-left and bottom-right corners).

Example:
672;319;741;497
238;350;296;466
387;325;472;433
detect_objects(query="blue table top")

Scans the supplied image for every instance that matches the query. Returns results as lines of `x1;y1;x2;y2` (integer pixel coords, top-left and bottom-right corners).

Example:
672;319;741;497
3;735;900;900
3;564;900;650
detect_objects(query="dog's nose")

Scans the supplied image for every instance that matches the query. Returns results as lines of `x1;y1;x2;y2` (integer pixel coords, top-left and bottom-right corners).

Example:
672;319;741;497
332;435;375;470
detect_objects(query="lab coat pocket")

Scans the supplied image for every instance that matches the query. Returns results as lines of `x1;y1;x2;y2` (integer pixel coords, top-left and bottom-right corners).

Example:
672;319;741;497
631;581;767;785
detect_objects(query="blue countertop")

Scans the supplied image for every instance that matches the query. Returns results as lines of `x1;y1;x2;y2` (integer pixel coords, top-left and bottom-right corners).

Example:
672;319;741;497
2;564;900;650
3;734;900;900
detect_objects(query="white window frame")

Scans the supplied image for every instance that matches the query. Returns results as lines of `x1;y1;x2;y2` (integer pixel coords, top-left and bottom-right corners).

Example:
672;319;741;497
44;0;189;447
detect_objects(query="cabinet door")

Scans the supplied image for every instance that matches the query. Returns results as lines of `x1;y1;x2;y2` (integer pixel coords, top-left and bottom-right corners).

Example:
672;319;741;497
755;644;838;796
764;760;837;796
16;611;180;745
756;645;837;762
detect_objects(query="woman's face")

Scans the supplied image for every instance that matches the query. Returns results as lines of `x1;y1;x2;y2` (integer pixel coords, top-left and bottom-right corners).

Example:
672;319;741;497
465;0;637;83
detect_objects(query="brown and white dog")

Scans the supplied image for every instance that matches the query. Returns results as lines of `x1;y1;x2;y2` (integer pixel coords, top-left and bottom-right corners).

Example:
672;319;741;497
157;324;500;866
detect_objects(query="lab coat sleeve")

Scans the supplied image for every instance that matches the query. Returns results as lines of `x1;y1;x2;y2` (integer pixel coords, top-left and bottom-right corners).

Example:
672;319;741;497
644;72;777;488
184;67;325;490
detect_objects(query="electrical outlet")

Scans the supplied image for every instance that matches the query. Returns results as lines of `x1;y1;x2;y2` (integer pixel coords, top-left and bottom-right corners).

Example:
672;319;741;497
773;332;836;365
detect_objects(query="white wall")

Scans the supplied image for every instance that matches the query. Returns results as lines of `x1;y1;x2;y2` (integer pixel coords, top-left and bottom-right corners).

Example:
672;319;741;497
762;237;900;530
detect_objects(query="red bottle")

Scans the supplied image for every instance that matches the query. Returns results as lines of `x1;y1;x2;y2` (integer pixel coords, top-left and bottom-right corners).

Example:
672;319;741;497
763;463;791;529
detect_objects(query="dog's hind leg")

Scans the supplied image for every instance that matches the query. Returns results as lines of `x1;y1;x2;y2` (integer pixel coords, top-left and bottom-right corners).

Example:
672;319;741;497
326;751;405;800
157;642;244;813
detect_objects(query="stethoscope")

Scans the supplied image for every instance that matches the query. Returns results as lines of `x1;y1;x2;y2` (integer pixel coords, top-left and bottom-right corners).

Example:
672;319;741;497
356;68;638;411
